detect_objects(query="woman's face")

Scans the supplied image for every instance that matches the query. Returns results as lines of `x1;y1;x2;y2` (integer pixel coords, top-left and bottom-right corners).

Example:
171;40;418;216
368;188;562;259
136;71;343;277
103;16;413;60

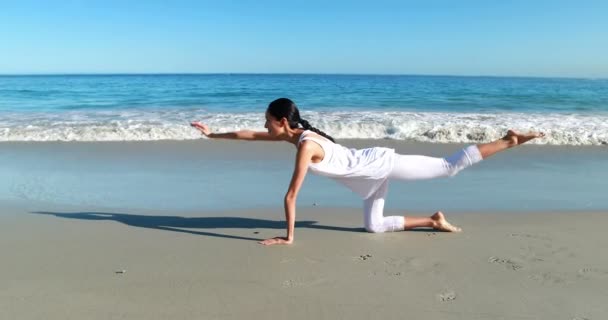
264;111;283;136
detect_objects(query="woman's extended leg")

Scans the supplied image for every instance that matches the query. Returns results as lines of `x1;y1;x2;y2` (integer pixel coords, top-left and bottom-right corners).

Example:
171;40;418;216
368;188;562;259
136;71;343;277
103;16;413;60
388;129;544;181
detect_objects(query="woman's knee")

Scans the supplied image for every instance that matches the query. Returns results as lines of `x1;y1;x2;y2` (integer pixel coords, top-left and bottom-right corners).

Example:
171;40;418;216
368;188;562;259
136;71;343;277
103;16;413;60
364;223;386;233
365;216;405;233
444;146;482;176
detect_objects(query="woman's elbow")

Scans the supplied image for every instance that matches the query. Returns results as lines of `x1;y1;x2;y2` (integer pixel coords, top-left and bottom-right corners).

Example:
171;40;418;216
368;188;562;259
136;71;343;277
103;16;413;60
284;192;297;203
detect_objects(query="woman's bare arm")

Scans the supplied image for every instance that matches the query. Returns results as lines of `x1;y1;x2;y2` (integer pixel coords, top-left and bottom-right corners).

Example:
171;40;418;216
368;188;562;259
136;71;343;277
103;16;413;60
259;141;314;245
190;121;280;141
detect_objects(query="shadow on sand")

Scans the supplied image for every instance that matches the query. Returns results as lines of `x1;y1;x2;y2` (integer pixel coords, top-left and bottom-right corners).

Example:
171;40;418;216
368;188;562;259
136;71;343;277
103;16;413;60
31;211;365;241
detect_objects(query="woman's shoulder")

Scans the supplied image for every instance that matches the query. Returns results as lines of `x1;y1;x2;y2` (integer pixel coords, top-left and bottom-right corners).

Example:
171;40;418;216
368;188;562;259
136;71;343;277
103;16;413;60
301;130;333;142
297;131;330;151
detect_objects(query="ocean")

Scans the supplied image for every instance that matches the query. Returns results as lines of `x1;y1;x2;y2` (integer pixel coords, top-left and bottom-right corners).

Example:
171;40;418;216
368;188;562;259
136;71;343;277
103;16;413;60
1;74;607;144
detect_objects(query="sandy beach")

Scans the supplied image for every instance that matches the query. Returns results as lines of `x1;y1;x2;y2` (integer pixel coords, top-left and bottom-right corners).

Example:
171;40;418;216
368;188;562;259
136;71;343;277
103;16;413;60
1;201;606;320
1;141;606;319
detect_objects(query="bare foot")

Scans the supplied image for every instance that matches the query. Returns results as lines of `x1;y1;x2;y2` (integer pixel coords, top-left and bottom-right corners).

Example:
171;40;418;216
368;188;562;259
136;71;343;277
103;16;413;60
504;130;545;147
431;211;462;232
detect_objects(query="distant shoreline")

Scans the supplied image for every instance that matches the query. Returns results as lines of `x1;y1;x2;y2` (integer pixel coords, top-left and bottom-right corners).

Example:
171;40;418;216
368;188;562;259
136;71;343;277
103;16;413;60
0;73;604;80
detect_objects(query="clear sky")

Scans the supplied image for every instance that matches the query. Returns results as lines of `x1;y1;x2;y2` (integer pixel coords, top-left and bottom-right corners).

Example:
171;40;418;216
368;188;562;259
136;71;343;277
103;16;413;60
1;0;606;77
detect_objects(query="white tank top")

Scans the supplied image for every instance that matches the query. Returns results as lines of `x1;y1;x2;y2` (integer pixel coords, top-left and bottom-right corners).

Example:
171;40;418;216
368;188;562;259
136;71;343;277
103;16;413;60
297;130;395;199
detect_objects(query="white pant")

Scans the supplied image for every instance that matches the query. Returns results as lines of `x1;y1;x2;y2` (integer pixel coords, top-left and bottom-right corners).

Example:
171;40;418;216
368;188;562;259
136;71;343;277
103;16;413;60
363;145;483;233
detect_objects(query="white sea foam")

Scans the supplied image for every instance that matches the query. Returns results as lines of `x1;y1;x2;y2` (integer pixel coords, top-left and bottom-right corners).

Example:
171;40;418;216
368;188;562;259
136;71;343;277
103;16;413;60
0;110;607;145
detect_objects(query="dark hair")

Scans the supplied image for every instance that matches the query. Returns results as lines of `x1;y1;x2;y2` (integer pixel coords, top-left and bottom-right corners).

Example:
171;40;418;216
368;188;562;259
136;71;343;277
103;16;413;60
266;98;335;143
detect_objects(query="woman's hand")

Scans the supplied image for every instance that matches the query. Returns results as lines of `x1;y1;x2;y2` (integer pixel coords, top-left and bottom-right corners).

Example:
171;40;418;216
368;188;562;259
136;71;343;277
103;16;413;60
258;236;293;246
190;121;211;136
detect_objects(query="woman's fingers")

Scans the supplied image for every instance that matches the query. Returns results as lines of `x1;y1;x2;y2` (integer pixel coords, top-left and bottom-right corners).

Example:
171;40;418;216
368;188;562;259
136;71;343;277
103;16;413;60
190;121;209;135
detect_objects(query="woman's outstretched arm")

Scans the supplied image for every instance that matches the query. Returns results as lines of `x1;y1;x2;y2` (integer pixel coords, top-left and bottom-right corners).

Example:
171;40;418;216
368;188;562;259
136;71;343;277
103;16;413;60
259;142;314;246
191;121;281;141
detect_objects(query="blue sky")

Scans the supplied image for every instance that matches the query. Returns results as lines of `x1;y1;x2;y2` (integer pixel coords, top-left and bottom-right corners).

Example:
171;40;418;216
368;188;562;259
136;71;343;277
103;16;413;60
1;0;606;77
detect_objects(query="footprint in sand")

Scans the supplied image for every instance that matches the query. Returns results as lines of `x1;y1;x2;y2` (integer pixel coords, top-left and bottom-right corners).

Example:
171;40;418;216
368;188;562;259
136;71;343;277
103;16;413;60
488;256;523;271
577;267;608;279
437;290;456;302
282;279;301;288
359;254;372;261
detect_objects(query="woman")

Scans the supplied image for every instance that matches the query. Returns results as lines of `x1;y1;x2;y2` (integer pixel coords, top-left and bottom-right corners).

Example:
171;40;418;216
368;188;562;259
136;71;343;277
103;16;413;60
191;98;544;246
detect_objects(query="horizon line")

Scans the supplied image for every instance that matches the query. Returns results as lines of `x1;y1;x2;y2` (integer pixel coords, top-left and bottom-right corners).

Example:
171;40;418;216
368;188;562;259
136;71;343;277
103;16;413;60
0;72;605;80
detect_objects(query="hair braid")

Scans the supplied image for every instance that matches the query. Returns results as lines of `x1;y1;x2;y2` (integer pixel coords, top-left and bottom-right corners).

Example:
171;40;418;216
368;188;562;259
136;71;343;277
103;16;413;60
299;119;335;143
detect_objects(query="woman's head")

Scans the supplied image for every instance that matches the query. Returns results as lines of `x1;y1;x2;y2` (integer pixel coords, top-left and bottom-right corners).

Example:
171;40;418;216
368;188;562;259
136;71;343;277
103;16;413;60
265;98;300;131
265;98;335;142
